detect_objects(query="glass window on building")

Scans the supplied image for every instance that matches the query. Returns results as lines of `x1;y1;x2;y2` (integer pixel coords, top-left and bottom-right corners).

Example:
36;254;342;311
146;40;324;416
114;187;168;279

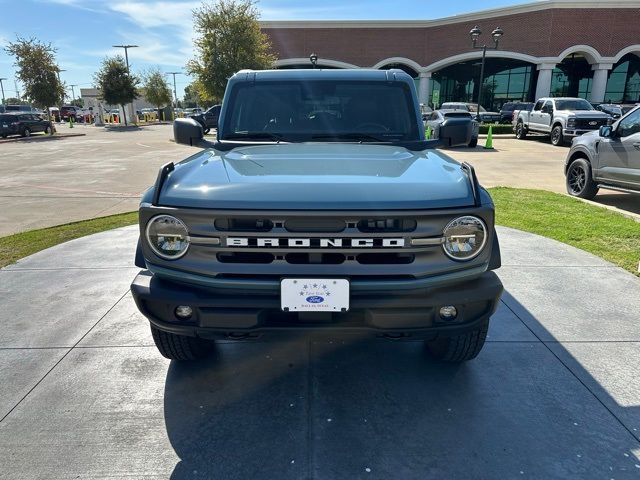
604;53;640;104
550;53;593;99
430;58;536;111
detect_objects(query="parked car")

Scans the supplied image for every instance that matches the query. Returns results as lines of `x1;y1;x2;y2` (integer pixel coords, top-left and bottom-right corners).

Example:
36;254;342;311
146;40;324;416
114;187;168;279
419;103;433;122
0;104;34;113
594;103;623;119
425;109;479;147
48;107;61;122
565;105;640;199
440;102;501;123
131;69;502;363
185;107;204;116
60;105;82;121
0;112;53;138
499;102;534;124
191;104;221;134
514;97;610;146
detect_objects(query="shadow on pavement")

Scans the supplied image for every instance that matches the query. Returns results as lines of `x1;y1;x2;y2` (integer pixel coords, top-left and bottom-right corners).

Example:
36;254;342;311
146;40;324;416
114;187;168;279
592;192;640;216
162;291;640;479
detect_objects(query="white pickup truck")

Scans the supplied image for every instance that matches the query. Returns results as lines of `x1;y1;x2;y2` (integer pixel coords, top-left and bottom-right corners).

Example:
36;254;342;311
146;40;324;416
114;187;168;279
514;97;610;146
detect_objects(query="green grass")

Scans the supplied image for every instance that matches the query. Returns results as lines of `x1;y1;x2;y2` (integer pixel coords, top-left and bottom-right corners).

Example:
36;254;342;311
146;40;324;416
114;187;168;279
0;212;138;268
0;189;638;276
489;188;640;275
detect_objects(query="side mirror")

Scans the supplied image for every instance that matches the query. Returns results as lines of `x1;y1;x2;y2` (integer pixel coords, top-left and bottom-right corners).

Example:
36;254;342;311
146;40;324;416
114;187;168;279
439;119;473;147
173;117;204;146
599;125;613;138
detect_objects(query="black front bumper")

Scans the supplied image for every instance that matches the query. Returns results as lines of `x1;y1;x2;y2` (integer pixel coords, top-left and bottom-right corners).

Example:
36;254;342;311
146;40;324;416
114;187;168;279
131;270;503;341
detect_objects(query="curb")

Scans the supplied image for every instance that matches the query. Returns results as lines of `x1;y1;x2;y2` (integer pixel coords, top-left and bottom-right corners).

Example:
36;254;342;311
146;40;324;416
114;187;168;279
0;133;87;144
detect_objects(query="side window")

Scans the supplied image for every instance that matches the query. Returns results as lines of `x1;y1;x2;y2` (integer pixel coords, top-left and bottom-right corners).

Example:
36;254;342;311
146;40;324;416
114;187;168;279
533;100;544;111
542;100;553;112
618;109;640;137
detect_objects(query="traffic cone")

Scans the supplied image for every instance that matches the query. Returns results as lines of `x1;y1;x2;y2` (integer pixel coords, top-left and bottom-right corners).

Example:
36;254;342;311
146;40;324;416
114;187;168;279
69;117;73;129
425;126;431;139
484;125;493;149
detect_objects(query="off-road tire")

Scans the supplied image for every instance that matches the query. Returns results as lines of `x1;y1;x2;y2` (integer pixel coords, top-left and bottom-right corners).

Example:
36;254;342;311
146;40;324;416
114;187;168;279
425;319;489;362
151;325;213;361
566;158;599;199
550;125;564;146
515;121;527;139
468;138;478;148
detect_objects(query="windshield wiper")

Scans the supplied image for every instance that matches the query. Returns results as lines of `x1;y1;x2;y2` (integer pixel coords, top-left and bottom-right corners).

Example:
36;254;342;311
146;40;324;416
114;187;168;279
310;132;393;142
223;132;286;142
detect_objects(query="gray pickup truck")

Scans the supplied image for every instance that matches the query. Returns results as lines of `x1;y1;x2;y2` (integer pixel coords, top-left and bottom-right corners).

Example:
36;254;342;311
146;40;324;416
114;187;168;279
565;105;640;198
130;69;503;363
515;97;610;146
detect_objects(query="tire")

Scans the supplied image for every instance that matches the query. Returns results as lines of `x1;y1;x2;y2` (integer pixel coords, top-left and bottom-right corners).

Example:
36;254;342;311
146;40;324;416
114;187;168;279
468;137;478;148
150;325;213;361
22;128;31;137
566;158;599;199
550;125;564;146
44;126;51;135
1;134;7;138
425;319;489;362
515;121;527;139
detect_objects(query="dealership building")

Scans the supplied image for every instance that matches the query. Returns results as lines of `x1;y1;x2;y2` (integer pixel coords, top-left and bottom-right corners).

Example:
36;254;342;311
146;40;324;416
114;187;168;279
262;0;640;110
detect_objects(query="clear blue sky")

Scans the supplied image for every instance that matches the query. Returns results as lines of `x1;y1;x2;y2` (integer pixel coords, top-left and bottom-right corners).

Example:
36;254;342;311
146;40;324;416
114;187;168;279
0;0;540;100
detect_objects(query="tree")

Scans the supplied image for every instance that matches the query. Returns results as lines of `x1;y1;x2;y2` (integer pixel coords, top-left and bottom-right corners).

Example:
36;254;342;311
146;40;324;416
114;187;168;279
94;55;139;125
187;0;276;101
70;98;84;108
183;82;203;108
142;68;172;117
5;37;64;124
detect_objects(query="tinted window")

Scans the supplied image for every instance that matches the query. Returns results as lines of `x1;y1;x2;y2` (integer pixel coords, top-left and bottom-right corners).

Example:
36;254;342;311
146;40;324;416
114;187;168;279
533;101;544;111
554;99;594;111
0;114;13;122
443;112;472;118
618;109;640;137
222;81;419;142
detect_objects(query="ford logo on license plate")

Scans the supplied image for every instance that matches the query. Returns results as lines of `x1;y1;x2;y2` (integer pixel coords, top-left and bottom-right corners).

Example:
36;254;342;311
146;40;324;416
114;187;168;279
306;296;324;304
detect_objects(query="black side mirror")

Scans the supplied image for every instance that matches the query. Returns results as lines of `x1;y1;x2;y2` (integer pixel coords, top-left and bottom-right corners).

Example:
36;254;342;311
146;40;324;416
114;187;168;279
173;118;204;146
599;125;613;138
439;118;473;147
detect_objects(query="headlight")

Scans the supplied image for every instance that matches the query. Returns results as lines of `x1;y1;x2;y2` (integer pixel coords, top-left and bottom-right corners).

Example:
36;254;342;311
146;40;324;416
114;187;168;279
145;215;190;260
442;216;487;261
567;116;576;128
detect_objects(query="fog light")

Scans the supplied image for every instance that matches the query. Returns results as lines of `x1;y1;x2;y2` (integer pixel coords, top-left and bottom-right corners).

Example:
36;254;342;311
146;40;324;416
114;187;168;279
439;305;458;320
175;305;193;319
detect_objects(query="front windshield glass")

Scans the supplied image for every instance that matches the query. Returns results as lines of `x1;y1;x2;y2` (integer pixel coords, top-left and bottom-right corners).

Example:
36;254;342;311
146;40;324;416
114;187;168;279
221;80;419;142
555;99;594;111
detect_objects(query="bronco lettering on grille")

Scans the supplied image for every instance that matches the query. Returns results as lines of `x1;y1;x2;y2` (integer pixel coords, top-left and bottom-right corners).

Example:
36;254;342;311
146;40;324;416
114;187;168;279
225;237;405;248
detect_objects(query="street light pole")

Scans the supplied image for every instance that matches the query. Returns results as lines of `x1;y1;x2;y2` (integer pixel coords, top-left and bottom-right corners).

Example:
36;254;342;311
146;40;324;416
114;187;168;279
0;78;6;105
112;45;138;71
57;68;66;103
469;26;504;120
70;84;77;104
167;71;182;108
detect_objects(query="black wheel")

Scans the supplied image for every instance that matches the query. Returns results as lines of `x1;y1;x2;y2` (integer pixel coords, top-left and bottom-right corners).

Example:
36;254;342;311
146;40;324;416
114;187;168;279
566;158;599;199
22;128;31;137
468;137;478;148
515;121;527;139
425;319;489;362
44;126;51;135
550;125;564;146
1;134;7;138
150;325;213;361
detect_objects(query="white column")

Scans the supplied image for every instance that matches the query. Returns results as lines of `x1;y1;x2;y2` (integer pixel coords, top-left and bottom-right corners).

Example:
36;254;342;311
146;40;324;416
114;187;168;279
418;72;431;106
535;63;555;100
589;64;613;103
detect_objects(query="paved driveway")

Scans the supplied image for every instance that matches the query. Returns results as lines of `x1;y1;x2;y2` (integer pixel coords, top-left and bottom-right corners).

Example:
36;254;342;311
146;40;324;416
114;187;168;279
1;226;639;479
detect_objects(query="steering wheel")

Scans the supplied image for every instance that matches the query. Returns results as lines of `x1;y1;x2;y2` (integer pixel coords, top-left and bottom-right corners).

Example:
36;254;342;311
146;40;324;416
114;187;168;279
355;122;389;132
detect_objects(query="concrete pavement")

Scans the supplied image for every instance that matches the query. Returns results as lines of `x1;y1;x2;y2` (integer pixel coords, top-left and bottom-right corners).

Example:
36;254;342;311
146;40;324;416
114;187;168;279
1;226;640;479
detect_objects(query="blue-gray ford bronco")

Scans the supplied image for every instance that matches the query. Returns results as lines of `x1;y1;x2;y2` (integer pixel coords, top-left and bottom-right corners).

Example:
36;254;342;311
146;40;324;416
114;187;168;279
130;69;503;362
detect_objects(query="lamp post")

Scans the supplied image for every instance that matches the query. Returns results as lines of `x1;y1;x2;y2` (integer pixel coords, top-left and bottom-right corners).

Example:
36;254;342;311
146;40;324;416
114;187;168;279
309;53;318;69
70;84;77;104
112;45;138;71
469;25;503;120
0;78;6;105
113;45;139;125
56;68;66;103
167;71;182;120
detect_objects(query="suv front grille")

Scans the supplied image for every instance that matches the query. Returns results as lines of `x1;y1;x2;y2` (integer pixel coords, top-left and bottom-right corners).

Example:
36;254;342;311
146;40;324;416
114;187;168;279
575;118;607;129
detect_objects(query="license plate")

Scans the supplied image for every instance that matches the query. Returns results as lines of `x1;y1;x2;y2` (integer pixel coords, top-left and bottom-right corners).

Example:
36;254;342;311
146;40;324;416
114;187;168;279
281;278;349;312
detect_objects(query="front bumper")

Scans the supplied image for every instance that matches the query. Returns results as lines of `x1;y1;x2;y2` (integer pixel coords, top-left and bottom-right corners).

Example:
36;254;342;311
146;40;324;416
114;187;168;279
130;270;503;340
564;129;598;138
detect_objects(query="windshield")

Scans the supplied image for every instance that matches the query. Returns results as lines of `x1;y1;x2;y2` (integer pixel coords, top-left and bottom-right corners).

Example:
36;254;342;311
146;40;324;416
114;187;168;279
555;99;594;111
221;80;419;142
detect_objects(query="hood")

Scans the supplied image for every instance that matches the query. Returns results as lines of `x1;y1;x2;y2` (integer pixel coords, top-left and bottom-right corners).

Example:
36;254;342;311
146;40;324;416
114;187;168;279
156;143;474;210
561;110;609;117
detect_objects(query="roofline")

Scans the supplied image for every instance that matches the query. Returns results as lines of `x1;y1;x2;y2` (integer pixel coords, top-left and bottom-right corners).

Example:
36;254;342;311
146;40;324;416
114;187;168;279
260;1;639;29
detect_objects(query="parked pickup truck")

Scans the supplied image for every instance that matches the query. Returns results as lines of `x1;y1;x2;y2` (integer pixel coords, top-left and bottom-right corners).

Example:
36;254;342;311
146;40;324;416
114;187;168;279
514;97;610;146
565;105;640;199
130;69;503;363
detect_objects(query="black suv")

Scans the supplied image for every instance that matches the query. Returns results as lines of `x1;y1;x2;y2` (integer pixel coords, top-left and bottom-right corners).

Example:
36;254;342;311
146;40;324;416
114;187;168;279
0;112;53;138
191;104;221;134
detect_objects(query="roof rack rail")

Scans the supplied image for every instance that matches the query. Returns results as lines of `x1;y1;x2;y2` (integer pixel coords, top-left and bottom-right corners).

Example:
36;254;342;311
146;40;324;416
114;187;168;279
152;162;175;206
461;162;481;207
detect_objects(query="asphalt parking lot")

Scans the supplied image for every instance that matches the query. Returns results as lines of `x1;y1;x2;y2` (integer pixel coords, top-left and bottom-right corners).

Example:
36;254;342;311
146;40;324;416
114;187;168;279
1;123;638;236
1;225;640;479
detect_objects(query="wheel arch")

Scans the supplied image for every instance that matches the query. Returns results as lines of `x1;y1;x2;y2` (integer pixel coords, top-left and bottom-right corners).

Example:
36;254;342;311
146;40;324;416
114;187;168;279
565;149;591;174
